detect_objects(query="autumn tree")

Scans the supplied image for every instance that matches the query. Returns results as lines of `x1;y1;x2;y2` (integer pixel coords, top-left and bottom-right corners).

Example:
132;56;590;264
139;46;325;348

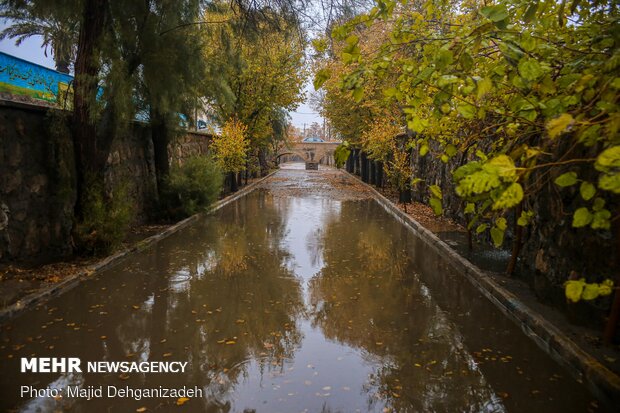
211;118;250;192
202;1;306;174
316;0;619;318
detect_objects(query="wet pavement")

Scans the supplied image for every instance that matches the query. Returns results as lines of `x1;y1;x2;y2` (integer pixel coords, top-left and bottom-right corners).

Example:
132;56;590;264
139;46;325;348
0;164;607;412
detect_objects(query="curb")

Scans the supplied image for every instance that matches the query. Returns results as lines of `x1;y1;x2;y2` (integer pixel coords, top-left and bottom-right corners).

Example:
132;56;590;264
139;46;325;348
0;170;278;321
343;171;620;409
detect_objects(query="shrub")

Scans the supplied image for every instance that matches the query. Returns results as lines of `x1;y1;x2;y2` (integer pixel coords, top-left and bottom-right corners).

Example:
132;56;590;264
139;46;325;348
74;181;134;255
164;155;223;218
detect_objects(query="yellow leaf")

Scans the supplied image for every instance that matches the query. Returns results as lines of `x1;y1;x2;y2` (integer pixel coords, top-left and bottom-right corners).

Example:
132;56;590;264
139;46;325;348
162;352;172;357
599;279;614;296
582;283;600;300
564;279;586;303
136;408;147;412
546;114;574;139
176;397;190;406
225;340;236;345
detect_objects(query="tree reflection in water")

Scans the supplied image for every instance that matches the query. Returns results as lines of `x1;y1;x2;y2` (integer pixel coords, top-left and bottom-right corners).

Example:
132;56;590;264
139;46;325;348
308;201;504;413
111;191;305;411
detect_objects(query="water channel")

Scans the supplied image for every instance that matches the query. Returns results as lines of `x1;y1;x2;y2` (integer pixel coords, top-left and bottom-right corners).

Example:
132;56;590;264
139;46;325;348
0;165;605;412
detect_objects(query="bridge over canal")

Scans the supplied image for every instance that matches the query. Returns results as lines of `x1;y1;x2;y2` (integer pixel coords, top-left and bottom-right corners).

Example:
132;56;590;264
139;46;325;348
275;141;339;169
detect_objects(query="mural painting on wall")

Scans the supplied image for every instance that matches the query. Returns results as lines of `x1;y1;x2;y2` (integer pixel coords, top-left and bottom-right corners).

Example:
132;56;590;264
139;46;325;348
0;52;73;107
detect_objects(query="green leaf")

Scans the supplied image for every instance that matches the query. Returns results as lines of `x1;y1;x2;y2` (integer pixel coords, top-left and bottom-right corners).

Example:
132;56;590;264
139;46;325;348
457;103;476;119
313;68;331;90
595;146;620;171
554;172;578;187
445;144;457;157
488;155;517;179
599;279;614;296
518;58;544;81
517;210;533;226
564;279;586;303
435;48;454;70
476;78;493;99
476;223;488;234
572;207;592;228
591;209;611;230
429;197;443;216
522;1;539;23
492;182;524;210
352;87;364;102
429;184;443;199
464;202;476;214
480;5;509;22
383;87;398;97
496;217;507;231
345;34;359;46
546;114;574;139
579;182;596;200
581;283;600;300
599;173;620;194
408;116;428;133
419;144;429;156
490;226;505;247
592;197;606;211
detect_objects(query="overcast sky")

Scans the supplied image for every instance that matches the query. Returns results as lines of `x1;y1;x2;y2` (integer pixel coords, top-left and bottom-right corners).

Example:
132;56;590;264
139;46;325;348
0;19;322;128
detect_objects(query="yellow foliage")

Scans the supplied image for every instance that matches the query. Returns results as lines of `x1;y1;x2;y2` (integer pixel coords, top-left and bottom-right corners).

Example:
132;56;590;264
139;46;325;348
360;117;402;162
210;118;249;173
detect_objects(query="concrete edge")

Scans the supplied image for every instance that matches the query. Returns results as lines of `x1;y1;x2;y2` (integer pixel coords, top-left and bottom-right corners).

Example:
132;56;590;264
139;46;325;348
343;171;620;409
0;170;278;321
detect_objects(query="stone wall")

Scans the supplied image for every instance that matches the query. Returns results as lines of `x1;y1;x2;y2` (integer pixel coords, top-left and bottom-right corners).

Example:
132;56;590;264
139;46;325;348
0;101;212;264
169;131;212;167
0;101;75;262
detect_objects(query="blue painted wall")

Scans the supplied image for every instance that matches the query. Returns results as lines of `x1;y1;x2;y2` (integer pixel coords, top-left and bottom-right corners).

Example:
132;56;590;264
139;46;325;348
0;51;73;103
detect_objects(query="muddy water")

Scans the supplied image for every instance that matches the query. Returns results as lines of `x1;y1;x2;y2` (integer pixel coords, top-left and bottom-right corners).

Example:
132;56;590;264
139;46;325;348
0;166;605;412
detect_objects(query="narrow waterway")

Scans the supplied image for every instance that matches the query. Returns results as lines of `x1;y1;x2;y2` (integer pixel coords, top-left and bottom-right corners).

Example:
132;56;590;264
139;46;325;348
0;165;605;412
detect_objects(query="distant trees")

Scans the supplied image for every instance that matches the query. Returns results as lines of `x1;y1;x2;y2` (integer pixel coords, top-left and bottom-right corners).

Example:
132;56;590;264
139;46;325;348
202;1;306;174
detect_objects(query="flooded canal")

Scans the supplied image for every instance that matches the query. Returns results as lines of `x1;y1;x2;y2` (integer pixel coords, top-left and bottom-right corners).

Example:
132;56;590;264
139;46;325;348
0;165;605;412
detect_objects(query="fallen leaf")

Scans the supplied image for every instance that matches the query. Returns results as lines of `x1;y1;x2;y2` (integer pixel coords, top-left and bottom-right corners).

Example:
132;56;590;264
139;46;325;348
136;408;147;412
176;397;190;406
163;352;172;357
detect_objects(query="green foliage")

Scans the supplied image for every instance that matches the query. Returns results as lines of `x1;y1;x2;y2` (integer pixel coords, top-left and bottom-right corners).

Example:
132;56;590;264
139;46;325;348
334;141;352;168
429;185;443;216
164;155;223;218
317;0;620;251
565;279;614;303
202;3;306;164
0;1;79;73
75;181;134;255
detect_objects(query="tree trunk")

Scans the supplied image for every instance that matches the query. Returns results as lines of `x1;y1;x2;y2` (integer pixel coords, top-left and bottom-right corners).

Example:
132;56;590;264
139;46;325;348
258;147;269;176
369;160;376;185
72;0;109;217
230;172;238;192
361;152;369;182
376;161;383;188
151;110;171;199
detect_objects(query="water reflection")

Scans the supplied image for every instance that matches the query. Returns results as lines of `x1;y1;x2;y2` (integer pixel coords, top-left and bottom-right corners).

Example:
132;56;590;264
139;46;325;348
308;202;503;412
0;180;606;413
